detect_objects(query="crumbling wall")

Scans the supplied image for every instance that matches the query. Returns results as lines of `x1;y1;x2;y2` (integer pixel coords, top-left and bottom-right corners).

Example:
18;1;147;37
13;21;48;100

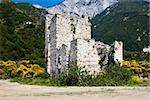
45;14;92;74
70;39;101;74
113;41;123;65
95;42;111;69
45;14;123;75
45;14;56;74
73;16;91;40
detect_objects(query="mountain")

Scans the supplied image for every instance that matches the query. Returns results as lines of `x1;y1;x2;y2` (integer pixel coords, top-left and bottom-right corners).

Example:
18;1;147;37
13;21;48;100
11;0;64;7
47;0;118;18
92;0;150;51
0;2;46;66
0;0;149;64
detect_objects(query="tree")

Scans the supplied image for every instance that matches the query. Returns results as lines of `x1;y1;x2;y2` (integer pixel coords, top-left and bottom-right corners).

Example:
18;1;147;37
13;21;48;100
1;0;10;3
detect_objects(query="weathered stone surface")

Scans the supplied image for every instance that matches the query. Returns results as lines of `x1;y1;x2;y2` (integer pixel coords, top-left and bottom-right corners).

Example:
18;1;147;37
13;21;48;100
95;42;111;65
113;41;123;65
45;14;123;74
45;14;93;74
70;39;101;74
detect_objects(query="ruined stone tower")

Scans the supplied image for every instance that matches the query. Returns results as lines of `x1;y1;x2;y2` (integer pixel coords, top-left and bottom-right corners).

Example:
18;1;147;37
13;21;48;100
45;14;95;74
45;14;123;74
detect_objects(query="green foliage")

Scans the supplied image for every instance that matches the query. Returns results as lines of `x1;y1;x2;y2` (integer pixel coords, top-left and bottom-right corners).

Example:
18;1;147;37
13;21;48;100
1;61;148;86
86;64;132;86
104;64;133;85
124;51;149;61
58;63;133;86
0;2;148;86
92;1;149;51
127;76;150;86
0;2;46;67
130;76;143;84
11;77;60;86
58;62;81;86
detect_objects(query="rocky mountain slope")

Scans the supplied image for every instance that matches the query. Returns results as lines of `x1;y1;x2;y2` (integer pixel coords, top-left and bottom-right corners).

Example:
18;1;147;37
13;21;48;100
0;0;149;63
92;0;150;51
47;0;118;18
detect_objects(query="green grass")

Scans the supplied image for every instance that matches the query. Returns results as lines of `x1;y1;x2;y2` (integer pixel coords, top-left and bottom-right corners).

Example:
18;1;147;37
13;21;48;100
10;77;61;86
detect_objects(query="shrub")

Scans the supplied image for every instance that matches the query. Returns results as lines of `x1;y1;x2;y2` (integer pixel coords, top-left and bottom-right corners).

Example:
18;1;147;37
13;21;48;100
130;76;143;84
29;64;45;77
107;64;133;85
0;60;138;86
123;60;150;77
0;60;45;78
124;51;149;61
58;62;81;86
16;64;29;77
58;63;133;86
0;60;17;78
88;64;133;86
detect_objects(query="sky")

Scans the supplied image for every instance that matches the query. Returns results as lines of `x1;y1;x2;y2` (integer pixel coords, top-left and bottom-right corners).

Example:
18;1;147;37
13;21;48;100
11;0;65;7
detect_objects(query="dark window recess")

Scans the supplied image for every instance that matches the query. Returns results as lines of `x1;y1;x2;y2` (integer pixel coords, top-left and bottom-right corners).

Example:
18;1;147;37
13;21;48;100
71;23;74;26
71;23;76;34
49;35;51;41
48;26;51;30
70;18;74;21
58;56;61;64
82;15;85;18
73;27;76;34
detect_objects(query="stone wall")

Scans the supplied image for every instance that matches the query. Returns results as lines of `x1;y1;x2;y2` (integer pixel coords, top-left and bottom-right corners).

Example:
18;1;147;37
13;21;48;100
45;14;123;75
113;41;123;65
95;42;111;69
45;15;55;74
70;39;101;74
45;14;92;74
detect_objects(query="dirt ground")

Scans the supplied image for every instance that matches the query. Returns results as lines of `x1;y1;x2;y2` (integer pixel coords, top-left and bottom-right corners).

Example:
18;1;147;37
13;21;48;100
0;80;150;100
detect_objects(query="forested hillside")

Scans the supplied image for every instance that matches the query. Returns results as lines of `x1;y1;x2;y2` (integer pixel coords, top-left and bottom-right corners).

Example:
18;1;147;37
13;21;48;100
0;1;149;65
0;2;46;66
92;1;149;51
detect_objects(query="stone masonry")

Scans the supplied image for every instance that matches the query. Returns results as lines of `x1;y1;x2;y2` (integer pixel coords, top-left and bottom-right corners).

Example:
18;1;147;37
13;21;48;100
45;14;123;74
113;41;123;65
70;39;101;74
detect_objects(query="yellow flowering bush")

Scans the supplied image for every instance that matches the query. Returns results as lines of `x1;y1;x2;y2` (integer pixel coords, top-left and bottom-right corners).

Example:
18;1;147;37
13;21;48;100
123;60;150;77
16;64;30;77
0;60;45;78
29;64;45;77
0;69;4;75
0;60;17;71
0;60;17;77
